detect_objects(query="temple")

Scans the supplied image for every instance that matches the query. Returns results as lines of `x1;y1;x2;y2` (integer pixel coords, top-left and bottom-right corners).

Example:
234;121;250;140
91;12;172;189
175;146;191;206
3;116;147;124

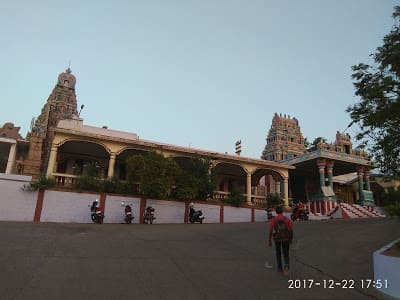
0;69;294;207
260;113;377;215
0;69;396;216
261;113;306;161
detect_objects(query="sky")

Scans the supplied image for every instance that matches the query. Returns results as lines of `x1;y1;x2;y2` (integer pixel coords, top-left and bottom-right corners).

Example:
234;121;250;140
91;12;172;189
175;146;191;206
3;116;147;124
0;0;397;159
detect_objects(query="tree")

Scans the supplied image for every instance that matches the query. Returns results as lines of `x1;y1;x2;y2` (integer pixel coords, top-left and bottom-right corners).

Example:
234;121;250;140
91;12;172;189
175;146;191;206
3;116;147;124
224;189;244;207
346;6;400;176
308;137;328;151
173;156;216;201
126;152;180;199
265;193;283;208
303;137;310;150
381;189;400;217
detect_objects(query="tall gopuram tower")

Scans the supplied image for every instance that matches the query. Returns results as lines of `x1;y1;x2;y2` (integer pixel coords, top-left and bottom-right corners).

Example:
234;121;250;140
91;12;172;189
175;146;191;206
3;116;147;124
261;113;306;161
24;68;78;177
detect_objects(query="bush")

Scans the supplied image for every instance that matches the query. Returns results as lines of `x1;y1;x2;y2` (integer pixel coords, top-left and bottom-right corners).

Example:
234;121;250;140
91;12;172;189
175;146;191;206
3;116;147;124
382;189;400;217
73;175;101;192
102;178;135;195
29;174;56;190
224;189;244;207
266;193;284;208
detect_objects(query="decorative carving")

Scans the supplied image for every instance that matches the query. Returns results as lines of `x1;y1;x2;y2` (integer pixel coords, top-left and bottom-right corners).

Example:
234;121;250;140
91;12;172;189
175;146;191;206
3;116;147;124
261;113;306;161
0;122;23;139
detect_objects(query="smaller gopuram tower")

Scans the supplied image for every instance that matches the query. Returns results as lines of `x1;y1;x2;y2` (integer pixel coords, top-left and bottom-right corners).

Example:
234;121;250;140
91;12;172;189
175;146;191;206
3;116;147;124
24;68;78;177
261;113;306;161
334;131;353;154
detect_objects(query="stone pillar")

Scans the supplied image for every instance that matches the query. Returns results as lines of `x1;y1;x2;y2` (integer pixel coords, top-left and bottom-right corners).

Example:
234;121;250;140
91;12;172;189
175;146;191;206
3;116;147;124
283;177;289;208
5;143;17;174
364;170;371;191
46;144;58;178
275;180;281;196
107;153;116;178
246;172;252;205
326;160;334;190
357;167;364;203
317;159;326;189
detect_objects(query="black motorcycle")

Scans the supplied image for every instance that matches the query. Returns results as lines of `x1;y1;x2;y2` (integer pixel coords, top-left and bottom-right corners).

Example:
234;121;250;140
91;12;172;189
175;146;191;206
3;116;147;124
290;205;309;221
189;206;204;224
90;200;104;224
299;209;309;221
144;206;155;224
121;202;134;224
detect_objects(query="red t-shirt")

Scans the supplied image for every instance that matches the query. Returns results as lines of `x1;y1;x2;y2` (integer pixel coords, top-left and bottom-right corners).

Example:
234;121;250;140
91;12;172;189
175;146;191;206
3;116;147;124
269;214;293;230
269;214;293;242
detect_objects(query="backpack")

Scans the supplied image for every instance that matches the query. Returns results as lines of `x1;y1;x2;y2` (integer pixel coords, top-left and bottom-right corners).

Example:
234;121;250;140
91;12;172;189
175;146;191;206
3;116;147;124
273;217;292;242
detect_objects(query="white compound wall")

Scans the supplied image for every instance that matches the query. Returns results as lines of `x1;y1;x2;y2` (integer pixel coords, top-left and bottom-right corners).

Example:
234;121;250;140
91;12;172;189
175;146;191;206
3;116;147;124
0;174;37;221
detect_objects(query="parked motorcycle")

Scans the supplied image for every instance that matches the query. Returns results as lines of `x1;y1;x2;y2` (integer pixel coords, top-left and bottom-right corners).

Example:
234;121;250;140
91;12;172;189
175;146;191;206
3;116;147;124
189;203;204;224
290;203;309;221
121;202;134;224
144;206;155;224
89;199;104;224
299;209;309;221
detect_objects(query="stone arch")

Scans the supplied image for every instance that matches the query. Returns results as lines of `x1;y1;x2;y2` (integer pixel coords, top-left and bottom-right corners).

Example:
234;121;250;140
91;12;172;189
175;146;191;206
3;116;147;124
212;161;247;196
114;147;150;180
252;167;285;184
251;167;286;206
56;139;110;178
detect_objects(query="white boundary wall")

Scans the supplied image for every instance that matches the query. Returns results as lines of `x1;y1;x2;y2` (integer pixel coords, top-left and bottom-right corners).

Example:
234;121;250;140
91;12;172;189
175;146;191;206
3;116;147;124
0;174;37;221
41;190;101;223
146;199;185;224
194;203;220;223
254;208;268;222
0;180;272;223
224;206;252;223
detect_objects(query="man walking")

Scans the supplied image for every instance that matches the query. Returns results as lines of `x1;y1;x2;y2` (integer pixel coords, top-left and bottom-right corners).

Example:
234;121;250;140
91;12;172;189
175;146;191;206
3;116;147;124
268;206;293;276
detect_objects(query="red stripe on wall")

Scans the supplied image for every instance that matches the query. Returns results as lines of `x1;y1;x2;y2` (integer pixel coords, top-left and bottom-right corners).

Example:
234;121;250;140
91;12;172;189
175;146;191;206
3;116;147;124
184;201;189;224
140;196;147;224
99;193;106;214
33;189;45;222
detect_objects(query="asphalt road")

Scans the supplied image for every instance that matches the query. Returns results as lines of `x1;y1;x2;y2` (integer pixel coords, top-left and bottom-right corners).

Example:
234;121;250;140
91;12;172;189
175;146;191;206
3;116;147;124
0;218;399;300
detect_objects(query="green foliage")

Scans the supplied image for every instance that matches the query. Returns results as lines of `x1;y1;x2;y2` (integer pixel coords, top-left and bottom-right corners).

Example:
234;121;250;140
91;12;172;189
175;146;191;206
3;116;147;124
303;137;310;149
73;174;101;192
101;178;134;195
174;157;216;201
29;174;56;190
224;189;244;207
347;6;400;176
126;152;180;199
382;189;400;217
266;193;284;208
308;137;327;151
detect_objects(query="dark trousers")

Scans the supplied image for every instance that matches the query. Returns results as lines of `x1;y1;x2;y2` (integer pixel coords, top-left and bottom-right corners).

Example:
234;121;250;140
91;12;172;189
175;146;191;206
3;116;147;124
274;240;290;271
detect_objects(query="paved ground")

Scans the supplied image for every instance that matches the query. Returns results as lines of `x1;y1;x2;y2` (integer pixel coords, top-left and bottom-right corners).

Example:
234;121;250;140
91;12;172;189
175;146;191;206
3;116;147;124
0;218;399;300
